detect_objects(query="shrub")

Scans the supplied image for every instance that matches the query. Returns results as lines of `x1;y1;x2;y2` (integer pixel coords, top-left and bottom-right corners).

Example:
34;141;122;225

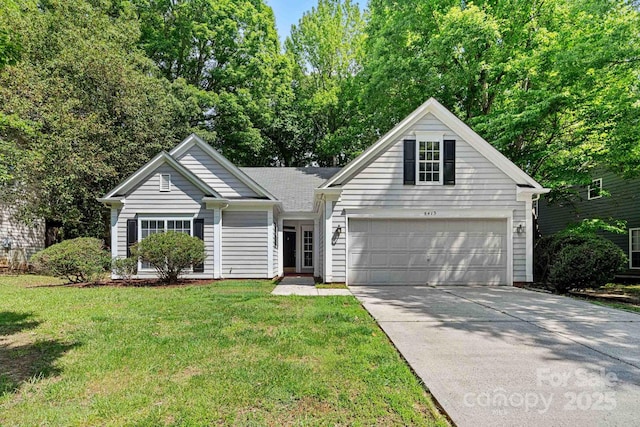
536;234;627;293
131;231;205;284
31;237;110;283
112;257;137;283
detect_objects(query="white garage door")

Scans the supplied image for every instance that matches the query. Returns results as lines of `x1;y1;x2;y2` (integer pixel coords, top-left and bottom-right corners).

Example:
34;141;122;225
348;218;507;286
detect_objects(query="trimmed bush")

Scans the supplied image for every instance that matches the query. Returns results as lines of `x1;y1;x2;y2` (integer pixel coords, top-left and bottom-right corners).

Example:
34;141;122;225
31;237;110;283
112;257;137;283
131;231;205;284
536;234;627;293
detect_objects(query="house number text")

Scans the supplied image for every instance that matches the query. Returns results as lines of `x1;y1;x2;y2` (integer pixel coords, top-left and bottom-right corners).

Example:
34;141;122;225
423;210;437;216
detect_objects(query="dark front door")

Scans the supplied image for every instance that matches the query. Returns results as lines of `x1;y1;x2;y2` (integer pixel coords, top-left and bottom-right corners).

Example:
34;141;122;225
284;231;296;268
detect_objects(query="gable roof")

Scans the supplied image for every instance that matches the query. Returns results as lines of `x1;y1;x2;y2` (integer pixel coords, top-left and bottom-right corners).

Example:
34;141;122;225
170;134;277;200
102;151;221;199
319;98;545;190
241;167;341;212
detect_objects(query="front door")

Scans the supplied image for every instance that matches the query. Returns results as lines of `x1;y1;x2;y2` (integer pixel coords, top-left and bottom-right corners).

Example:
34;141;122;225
284;231;296;268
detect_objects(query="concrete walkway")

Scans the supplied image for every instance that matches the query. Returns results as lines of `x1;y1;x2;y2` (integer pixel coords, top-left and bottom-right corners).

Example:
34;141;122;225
271;276;352;296
351;285;640;427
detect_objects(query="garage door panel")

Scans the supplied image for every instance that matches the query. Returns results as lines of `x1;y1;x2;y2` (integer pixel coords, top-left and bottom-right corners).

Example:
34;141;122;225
348;218;507;286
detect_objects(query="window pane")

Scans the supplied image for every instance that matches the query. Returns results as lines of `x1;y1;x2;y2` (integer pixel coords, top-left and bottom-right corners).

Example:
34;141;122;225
425;163;432;172
434;152;439;161
434;141;440;150
633;252;640;268
433;173;439;181
434;163;440;172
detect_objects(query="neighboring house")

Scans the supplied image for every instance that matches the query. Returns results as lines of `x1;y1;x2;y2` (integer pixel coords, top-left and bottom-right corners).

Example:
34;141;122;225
0;206;45;270
537;170;640;278
99;98;548;285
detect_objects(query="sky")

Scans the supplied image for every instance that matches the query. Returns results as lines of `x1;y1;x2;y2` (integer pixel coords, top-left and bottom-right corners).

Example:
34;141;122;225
266;0;318;42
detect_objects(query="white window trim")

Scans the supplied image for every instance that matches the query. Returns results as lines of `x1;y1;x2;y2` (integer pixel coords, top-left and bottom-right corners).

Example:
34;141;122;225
415;132;444;185
137;216;194;271
159;173;171;192
302;226;314;269
630;228;640;270
588;178;602;200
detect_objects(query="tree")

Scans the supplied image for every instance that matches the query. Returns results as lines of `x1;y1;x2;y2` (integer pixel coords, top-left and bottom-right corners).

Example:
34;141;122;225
0;0;203;238
361;0;640;191
132;0;288;165
285;0;366;165
0;0;21;69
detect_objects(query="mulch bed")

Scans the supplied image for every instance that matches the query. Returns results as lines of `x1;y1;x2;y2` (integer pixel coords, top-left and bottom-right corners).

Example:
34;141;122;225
525;283;640;307
28;278;219;289
567;289;640;305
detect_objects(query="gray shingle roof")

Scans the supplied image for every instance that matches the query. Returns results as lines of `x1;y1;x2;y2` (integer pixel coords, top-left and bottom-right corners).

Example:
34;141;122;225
240;167;342;212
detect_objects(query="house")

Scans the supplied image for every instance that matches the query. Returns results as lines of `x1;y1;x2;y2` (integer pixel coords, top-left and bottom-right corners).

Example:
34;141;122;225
0;206;45;270
537;170;640;278
99;98;548;285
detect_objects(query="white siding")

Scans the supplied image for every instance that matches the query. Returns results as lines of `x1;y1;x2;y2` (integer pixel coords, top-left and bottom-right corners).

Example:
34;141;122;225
175;145;259;198
222;211;269;278
272;215;278;277
115;163;215;278
333;112;528;283
0;207;44;265
318;201;325;279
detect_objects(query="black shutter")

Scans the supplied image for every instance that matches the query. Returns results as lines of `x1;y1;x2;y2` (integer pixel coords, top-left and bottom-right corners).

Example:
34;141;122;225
403;139;416;185
443;139;456;186
193;218;205;273
126;219;137;257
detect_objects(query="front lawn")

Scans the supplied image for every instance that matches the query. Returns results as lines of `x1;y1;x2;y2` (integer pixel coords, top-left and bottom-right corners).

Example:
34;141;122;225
0;276;445;426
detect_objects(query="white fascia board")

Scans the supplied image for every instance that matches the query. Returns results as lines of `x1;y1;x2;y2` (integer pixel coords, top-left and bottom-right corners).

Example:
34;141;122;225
102;151;221;199
517;186;551;201
202;197;229;209
97;197;124;207
320;97;545;190
169;134;278;201
314;187;342;201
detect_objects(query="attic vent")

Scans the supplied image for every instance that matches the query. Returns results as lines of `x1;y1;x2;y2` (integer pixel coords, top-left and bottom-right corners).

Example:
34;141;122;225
159;174;171;192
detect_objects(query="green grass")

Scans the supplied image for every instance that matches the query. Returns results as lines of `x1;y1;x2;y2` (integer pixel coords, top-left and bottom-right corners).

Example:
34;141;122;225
315;283;348;289
0;276;446;426
587;299;640;313
603;283;640;297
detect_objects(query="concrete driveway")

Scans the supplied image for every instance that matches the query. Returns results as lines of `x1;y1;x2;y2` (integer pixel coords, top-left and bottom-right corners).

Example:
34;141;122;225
351;286;640;427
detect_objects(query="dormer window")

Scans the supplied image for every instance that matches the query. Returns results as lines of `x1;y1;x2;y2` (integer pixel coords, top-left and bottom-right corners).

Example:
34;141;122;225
159;173;171;192
588;178;602;200
416;132;444;184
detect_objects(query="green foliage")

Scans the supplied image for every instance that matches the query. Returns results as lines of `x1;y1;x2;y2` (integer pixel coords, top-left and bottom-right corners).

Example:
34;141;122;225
0;0;21;70
285;0;366;165
31;237;110;283
132;0;287;165
131;231;205;284
561;218;627;236
535;234;627;293
549;236;627;293
362;0;640;187
112;257;137;283
0;0;202;238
